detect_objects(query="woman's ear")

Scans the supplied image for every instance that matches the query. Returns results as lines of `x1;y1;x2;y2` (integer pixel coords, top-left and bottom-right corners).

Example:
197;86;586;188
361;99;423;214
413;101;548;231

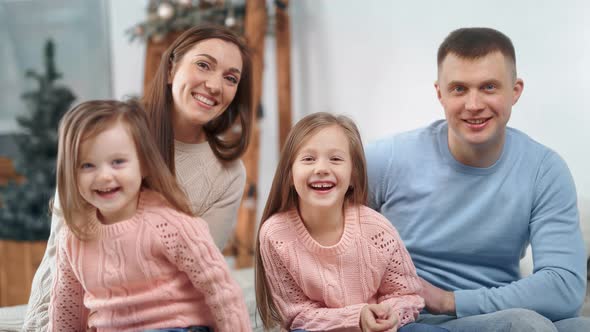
167;68;174;85
167;60;176;85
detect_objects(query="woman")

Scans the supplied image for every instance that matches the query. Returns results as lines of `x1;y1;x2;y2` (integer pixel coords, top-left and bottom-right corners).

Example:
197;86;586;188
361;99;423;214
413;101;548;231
143;24;252;249
22;25;252;331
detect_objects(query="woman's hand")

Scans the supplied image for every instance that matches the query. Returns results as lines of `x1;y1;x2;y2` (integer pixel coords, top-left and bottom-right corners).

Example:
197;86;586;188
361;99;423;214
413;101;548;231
360;303;398;332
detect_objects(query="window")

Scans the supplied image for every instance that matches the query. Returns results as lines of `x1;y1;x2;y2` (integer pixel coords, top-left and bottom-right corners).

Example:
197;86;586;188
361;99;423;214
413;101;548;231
0;0;112;133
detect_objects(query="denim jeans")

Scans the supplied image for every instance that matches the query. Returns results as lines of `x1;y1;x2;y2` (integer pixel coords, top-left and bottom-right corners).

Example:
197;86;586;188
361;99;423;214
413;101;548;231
144;326;211;332
399;323;450;331
292;324;448;332
416;309;590;332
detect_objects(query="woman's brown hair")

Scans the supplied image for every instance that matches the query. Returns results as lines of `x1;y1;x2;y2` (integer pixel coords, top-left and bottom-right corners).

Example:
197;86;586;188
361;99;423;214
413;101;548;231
56;99;192;240
142;24;253;173
255;112;368;329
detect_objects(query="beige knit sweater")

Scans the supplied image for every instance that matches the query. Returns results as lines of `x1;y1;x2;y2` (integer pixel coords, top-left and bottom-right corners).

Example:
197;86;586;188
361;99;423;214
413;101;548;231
23;141;246;331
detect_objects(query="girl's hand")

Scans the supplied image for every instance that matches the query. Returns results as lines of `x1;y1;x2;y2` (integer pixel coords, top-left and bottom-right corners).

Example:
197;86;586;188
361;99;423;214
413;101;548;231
360;303;398;332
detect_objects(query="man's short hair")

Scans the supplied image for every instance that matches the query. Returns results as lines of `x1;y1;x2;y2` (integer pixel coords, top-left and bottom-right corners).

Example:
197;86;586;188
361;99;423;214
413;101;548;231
437;27;517;77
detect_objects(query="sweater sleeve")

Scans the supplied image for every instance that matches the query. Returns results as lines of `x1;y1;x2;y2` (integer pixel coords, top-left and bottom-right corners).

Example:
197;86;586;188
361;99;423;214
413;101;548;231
454;152;587;320
201;160;246;250
259;227;366;331
153;211;251;332
48;230;88;332
375;224;424;328
23;190;63;332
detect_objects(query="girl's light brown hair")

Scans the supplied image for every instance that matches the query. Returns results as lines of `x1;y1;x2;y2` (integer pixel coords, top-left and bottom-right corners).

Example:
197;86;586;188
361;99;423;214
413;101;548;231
56;100;192;240
255;112;368;329
142;24;253;173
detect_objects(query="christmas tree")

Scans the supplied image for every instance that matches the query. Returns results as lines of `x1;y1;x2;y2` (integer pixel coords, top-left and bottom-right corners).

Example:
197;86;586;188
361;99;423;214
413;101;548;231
0;40;76;240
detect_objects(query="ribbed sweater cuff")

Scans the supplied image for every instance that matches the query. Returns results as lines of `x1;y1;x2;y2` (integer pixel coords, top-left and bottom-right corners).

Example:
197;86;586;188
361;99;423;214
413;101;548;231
454;289;479;317
292;303;364;330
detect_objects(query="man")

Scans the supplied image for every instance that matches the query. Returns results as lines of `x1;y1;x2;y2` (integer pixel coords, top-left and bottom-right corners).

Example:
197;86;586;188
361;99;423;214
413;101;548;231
366;27;589;331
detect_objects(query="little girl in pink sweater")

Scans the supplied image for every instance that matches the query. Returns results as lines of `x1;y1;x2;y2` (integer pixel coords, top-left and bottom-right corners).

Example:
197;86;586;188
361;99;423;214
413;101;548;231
48;100;250;332
255;113;448;332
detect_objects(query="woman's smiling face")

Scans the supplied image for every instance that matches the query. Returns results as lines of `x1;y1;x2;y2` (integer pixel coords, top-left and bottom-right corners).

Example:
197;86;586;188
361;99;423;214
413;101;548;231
169;38;243;141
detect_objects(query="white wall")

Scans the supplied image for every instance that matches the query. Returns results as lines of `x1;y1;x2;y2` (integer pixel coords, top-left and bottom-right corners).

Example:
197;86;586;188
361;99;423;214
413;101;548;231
108;0;590;224
290;0;590;206
107;0;146;100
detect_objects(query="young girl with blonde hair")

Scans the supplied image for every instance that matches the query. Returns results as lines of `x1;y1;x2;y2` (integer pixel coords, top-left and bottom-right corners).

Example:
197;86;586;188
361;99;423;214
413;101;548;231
25;25;253;331
49;100;250;332
255;112;448;332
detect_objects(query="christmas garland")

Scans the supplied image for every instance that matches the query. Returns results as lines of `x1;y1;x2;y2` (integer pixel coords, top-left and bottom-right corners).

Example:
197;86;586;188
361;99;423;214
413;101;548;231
127;0;246;42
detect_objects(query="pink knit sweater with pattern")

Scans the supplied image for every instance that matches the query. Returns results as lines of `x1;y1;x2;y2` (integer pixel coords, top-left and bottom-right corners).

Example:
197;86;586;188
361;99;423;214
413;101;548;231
48;190;251;332
259;205;424;331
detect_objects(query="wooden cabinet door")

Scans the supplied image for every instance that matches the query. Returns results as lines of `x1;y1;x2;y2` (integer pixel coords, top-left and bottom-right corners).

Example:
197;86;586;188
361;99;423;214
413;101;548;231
143;31;183;93
0;240;47;306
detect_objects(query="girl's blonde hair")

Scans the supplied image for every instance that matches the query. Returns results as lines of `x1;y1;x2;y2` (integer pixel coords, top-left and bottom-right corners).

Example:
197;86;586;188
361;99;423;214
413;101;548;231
56;100;192;240
255;112;368;328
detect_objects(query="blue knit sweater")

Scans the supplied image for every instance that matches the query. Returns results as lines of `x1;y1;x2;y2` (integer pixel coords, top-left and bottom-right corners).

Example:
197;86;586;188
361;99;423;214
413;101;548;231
366;120;586;320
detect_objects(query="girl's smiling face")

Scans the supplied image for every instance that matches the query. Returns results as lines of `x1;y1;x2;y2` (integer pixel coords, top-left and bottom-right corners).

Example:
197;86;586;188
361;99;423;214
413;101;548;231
77;121;143;224
292;125;353;214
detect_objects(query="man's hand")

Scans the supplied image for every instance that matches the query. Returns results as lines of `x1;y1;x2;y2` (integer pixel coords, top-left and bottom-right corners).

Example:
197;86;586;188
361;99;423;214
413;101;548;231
360;303;398;332
418;276;456;315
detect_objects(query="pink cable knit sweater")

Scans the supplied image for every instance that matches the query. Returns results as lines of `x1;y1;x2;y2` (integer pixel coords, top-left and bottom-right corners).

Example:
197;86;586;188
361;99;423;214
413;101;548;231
259;205;424;331
48;190;251;332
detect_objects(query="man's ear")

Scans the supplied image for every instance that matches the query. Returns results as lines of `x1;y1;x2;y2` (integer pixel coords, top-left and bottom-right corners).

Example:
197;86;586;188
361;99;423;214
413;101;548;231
512;78;524;105
434;81;443;104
